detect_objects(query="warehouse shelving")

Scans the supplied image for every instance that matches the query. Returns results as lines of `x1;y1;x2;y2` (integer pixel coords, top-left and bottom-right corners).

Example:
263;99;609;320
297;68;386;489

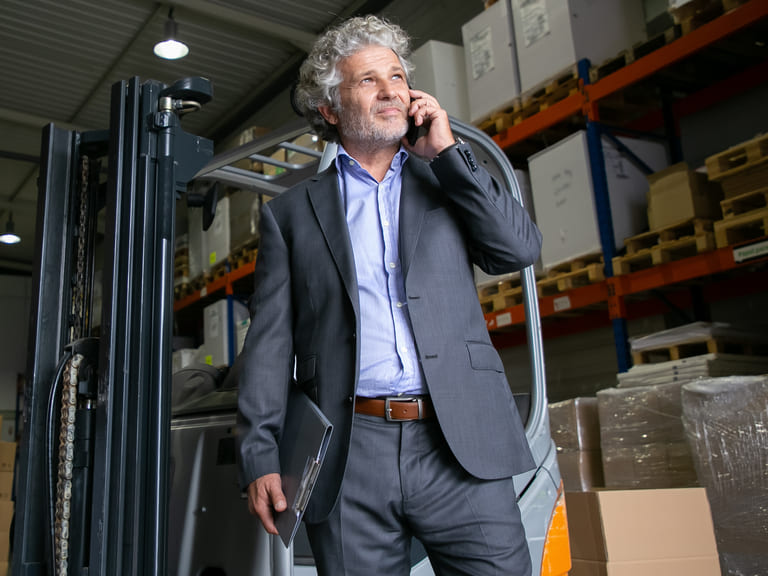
173;1;768;372
486;0;768;371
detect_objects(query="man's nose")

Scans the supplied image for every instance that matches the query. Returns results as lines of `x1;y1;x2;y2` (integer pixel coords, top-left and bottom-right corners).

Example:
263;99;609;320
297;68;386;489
378;79;398;99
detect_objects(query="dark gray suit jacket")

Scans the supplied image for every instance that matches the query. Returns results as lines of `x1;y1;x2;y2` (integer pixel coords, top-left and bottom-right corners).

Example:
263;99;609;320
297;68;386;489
238;141;542;524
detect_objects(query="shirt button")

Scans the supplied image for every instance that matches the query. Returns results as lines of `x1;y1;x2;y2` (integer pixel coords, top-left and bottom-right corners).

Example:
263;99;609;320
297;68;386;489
383;220;389;227
396;302;403;308
348;159;355;166
400;346;408;354
389;262;397;269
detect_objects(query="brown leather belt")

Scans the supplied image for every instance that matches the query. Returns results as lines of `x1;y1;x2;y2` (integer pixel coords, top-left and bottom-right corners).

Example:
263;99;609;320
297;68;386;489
354;396;434;421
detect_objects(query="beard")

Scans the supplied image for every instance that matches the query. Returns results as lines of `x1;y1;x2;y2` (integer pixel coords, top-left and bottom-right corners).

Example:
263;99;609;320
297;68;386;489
336;100;408;152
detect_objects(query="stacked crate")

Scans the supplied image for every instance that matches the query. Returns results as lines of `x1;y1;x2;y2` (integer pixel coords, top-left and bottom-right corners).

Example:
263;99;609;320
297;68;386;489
706;133;768;250
612;163;722;275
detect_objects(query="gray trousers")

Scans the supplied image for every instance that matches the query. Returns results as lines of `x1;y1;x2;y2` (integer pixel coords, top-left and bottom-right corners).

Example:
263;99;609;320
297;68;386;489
305;413;532;575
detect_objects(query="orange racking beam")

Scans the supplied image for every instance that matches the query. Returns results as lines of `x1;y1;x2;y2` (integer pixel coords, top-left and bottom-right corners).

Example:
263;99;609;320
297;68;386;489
493;92;584;151
585;0;768;107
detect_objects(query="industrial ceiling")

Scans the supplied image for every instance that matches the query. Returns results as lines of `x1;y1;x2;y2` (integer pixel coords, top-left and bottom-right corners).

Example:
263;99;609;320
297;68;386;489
0;0;482;273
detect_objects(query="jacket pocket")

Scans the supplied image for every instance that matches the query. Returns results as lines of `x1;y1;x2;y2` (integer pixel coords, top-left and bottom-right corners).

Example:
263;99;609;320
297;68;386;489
466;342;504;373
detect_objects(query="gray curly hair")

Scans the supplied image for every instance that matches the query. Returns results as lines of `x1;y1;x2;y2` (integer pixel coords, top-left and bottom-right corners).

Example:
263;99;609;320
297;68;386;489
294;15;414;143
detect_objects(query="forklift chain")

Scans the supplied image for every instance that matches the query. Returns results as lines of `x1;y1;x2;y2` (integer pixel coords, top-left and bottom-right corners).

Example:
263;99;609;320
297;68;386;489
72;157;89;342
54;157;91;575
54;352;83;575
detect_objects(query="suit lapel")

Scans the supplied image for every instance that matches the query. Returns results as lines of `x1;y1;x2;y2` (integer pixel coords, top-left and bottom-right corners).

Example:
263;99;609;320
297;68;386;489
399;158;431;279
307;169;360;316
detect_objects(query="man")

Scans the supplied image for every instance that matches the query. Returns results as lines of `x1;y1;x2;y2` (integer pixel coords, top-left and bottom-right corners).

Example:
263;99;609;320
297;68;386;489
238;14;542;576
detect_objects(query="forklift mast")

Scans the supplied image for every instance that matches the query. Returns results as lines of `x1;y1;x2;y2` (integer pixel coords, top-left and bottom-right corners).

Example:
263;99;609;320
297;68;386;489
14;77;214;576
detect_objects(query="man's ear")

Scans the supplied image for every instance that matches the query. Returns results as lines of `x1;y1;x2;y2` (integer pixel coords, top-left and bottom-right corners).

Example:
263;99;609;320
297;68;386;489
318;105;338;126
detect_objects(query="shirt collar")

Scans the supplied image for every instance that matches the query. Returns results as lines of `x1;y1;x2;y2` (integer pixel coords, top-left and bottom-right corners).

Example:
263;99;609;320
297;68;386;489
335;144;409;178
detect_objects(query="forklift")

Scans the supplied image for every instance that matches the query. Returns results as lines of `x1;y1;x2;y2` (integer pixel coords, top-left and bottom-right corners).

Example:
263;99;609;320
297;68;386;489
13;74;570;575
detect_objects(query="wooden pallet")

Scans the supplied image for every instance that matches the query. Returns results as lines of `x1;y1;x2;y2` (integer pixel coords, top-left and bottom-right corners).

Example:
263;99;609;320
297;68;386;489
209;261;228;280
590;51;633;83
632;25;683;61
705;132;768;181
714;207;768;248
718;162;768;199
613;219;715;275
720;186;768;219
669;0;725;35
521;68;581;112
174;282;194;301
477;276;524;314
632;336;766;365
537;255;604;297
228;241;259;271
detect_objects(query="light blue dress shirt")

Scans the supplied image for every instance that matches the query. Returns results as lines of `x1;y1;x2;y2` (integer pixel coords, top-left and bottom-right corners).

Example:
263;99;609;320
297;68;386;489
336;146;427;398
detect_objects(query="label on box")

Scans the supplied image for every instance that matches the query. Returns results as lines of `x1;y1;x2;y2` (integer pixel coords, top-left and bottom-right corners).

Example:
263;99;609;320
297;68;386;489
469;27;495;80
733;239;768;263
496;312;512;328
553;295;571;312
519;0;550;47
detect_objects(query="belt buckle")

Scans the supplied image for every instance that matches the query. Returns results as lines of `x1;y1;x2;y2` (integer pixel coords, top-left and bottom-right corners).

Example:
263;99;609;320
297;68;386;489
384;396;422;421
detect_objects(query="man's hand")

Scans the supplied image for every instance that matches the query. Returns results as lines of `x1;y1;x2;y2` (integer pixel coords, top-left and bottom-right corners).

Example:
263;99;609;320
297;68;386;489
247;473;287;535
403;88;456;160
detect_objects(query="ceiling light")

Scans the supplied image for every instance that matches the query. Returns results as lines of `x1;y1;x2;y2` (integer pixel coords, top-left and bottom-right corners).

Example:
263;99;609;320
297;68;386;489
0;212;21;245
153;8;189;60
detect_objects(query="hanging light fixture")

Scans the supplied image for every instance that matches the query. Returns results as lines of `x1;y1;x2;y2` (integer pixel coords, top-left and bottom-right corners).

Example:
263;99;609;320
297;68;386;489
0;212;21;245
153;7;189;60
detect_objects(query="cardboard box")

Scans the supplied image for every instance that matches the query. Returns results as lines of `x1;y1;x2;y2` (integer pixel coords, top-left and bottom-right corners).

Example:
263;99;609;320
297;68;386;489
528;131;668;270
597;384;698;489
646;163;722;230
0;501;13;533
511;0;646;94
0;472;12;501
566;488;720;575
557;450;604;492
0;532;8;563
0;443;15;474
203;298;249;368
549;397;600;451
462;0;521;123
413;40;470;122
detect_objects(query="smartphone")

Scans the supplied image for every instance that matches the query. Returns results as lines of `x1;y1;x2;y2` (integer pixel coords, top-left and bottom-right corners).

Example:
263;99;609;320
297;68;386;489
406;93;423;146
406;114;419;146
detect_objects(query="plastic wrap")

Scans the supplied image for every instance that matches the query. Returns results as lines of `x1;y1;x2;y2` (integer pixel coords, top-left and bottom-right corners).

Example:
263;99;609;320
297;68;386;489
629;321;768;352
548;397;600;451
548;398;604;491
617;353;768;388
596;383;698;489
682;375;768;576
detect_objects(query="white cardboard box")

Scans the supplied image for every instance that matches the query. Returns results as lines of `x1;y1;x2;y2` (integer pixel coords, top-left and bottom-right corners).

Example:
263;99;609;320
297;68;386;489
203;298;249;368
412;40;470;122
528;130;668;270
205;195;231;270
511;0;646;93
462;0;522;123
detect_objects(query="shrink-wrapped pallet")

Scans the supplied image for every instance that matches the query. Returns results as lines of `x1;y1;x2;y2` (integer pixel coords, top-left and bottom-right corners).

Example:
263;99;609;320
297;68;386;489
597;383;698;489
548;397;604;490
682;375;768;576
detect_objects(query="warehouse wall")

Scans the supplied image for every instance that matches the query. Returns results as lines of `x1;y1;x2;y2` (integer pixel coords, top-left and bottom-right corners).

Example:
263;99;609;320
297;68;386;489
0;275;31;441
